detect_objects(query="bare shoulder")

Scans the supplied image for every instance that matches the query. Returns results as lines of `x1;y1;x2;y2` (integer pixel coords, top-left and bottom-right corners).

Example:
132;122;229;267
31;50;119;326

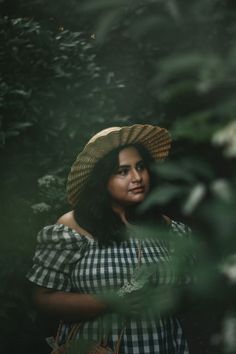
57;211;93;239
162;214;172;225
57;211;75;227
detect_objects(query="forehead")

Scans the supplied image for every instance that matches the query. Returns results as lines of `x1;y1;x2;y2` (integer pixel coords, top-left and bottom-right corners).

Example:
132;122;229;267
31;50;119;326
118;146;142;165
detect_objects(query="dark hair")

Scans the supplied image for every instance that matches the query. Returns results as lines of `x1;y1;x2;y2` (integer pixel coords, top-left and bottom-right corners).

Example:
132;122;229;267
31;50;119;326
74;143;163;246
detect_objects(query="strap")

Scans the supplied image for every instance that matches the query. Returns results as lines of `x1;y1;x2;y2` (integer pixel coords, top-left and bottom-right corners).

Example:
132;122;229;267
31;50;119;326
54;322;81;347
113;326;125;354
54;321;63;345
67;323;81;341
55;321;125;353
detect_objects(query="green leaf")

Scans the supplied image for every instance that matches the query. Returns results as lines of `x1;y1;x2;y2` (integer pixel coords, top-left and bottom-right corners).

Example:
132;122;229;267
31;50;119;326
129;16;167;39
179;158;214;180
9;122;34;130
95;9;124;43
11;89;31;97
141;185;188;210
182;183;206;215
81;0;126;12
153;163;195;183
0;132;5;146
158;80;197;101
5;130;20;137
172;110;220;141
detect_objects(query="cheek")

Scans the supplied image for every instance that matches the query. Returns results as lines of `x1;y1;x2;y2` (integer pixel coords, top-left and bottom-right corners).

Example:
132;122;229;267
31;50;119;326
107;178;127;200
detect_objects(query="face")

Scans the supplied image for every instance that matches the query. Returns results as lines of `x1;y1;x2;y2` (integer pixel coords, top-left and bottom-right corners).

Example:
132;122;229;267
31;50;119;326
107;146;150;210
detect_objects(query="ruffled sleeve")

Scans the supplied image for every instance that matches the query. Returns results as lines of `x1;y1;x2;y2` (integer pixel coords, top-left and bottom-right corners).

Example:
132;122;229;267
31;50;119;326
26;224;89;291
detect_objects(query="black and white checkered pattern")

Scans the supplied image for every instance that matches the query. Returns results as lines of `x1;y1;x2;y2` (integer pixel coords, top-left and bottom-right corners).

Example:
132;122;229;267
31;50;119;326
27;221;190;354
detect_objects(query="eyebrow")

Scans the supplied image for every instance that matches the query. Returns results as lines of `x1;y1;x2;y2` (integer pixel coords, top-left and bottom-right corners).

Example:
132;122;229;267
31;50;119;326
118;159;144;168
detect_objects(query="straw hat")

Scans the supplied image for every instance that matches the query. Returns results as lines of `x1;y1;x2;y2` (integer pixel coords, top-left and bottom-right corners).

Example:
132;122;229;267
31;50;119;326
67;124;171;207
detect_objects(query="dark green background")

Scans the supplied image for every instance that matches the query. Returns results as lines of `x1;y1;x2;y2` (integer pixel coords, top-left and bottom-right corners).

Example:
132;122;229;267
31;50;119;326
1;1;236;353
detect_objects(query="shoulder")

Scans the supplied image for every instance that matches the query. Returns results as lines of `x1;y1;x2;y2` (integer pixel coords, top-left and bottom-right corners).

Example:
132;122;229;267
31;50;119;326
56;211;76;228
162;214;171;225
57;211;93;239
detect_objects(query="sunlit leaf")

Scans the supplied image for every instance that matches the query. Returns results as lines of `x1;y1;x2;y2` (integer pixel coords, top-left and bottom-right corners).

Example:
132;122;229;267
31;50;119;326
11;89;31;97
9;122;33;130
212;120;236;157
165;0;180;21
182;183;206;215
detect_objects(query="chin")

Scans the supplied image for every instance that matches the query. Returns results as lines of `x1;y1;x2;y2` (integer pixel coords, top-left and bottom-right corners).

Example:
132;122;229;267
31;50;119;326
130;195;146;204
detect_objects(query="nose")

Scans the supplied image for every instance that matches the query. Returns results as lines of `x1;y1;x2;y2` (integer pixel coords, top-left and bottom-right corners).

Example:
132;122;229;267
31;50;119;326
131;168;142;183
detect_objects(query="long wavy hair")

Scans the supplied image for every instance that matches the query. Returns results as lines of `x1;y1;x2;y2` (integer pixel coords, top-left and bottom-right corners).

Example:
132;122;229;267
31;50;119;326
73;143;164;245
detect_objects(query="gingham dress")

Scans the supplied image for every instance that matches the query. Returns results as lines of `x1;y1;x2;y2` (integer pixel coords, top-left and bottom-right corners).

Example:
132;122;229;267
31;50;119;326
27;221;191;354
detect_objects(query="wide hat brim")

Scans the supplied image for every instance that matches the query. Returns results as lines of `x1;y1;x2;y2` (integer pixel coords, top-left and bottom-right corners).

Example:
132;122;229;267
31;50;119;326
67;124;171;207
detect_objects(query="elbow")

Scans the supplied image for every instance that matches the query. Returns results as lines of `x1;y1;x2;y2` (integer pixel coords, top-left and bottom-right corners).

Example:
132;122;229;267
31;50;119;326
31;285;56;315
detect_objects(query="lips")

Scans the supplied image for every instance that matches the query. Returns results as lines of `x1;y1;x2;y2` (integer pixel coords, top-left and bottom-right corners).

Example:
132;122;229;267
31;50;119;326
130;186;144;193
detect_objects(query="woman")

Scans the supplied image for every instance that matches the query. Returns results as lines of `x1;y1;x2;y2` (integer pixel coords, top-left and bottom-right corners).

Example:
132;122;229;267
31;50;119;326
27;124;191;353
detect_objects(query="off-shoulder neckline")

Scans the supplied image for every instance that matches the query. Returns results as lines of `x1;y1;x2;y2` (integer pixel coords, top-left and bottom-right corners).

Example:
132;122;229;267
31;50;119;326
47;219;182;245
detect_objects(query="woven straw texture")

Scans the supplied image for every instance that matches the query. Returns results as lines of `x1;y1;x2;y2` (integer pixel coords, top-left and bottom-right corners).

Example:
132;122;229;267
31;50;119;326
67;124;171;207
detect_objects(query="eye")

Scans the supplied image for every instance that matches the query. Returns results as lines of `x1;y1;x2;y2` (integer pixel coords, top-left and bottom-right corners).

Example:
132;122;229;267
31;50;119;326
136;161;146;171
117;167;129;176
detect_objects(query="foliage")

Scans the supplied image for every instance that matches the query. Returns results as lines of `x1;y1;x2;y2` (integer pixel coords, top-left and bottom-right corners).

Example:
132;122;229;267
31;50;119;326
31;174;66;216
0;16;102;149
73;0;236;353
1;0;236;353
80;0;236;134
